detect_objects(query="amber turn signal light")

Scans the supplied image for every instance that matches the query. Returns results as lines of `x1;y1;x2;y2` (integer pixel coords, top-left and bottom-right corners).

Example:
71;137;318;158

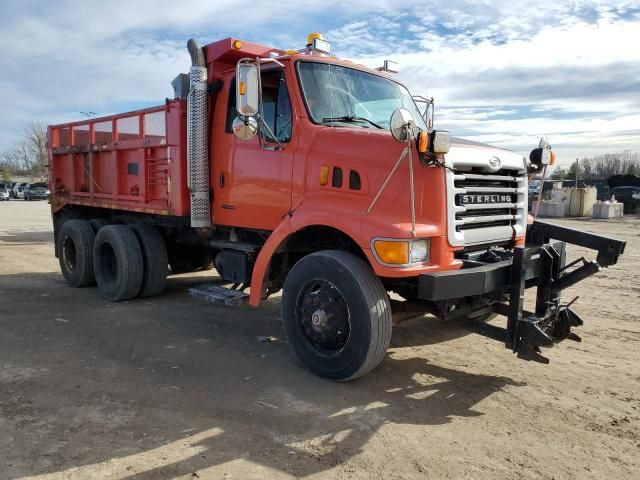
373;240;410;265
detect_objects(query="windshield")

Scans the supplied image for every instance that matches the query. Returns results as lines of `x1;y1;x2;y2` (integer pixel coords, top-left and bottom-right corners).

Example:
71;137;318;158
297;61;427;131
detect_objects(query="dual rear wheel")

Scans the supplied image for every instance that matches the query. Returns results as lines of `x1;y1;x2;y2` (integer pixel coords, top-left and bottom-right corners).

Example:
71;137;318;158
57;220;167;301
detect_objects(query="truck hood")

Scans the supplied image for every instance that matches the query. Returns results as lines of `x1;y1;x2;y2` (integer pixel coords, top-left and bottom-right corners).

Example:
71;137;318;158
445;137;526;173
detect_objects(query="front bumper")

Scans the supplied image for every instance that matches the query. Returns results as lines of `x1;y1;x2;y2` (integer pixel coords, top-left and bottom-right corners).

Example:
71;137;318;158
418;249;556;301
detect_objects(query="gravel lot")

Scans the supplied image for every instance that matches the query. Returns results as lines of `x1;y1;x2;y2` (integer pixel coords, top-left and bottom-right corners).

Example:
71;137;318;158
1;200;638;480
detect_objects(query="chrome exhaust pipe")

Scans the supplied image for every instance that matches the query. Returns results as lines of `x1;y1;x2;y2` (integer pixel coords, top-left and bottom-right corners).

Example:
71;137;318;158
186;39;210;228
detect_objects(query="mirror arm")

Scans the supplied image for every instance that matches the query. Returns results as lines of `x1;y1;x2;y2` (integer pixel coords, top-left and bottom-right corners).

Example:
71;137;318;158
257;114;283;150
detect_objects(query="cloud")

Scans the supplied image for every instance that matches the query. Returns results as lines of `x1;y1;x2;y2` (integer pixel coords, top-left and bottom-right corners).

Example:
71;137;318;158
0;0;638;165
344;4;640;163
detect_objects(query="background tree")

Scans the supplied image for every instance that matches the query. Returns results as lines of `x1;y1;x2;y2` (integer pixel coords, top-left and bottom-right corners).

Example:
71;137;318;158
0;121;49;179
23;121;48;179
550;166;566;180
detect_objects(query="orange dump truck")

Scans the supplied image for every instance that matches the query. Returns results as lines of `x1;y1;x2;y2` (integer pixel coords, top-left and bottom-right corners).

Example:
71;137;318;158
48;34;625;380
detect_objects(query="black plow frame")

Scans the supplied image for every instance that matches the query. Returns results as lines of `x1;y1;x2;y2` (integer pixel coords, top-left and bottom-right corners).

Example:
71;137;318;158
419;220;626;363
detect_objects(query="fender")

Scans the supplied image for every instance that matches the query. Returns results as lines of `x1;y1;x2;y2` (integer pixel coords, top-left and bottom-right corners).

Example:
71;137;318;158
248;203;366;306
248;200;451;306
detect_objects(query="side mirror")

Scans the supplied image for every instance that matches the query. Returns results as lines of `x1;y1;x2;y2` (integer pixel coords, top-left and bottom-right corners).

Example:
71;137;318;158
389;108;415;142
236;61;259;117
232;116;258;141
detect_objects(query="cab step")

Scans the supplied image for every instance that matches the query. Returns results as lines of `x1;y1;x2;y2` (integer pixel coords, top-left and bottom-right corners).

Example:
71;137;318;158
189;283;248;306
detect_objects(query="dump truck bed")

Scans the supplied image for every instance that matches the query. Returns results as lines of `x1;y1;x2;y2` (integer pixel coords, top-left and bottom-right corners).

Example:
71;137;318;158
48;100;189;216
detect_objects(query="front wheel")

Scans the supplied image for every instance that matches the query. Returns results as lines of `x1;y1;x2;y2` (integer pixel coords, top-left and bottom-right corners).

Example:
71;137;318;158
281;250;392;381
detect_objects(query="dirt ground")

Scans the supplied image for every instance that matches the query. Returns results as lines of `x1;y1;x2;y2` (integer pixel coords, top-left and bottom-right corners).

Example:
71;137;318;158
0;201;638;480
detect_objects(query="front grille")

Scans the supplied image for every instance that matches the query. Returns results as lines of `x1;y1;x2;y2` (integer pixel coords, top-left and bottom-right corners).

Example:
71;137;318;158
454;169;522;231
446;168;527;247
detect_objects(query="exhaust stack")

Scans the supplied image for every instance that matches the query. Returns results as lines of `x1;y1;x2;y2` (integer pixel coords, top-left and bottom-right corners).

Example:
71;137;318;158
186;39;210;228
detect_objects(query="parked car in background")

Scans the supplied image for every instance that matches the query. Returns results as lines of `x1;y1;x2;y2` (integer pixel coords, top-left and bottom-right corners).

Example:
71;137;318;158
24;182;50;201
0;187;10;201
610;186;640;214
12;182;26;199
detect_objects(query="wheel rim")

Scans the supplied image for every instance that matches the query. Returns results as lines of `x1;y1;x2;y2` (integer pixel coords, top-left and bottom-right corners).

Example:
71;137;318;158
296;279;351;355
62;235;77;272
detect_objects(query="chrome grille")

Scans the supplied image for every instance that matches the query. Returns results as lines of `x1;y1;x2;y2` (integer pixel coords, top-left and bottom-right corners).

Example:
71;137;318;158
446;168;527;247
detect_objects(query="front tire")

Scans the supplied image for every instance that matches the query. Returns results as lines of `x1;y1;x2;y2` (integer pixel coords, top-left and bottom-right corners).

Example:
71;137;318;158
93;225;144;301
57;219;96;287
281;250;392;381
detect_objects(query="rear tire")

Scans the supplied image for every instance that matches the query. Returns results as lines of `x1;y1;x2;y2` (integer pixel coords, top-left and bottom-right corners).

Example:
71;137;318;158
281;250;392;381
129;223;168;298
89;218;110;233
57;219;96;287
93;225;144;301
168;246;213;274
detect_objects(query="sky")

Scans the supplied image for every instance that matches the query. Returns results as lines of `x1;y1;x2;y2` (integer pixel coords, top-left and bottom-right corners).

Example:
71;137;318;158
0;0;638;165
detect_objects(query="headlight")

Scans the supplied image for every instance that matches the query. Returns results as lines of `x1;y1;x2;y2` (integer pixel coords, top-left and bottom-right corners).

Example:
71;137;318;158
372;238;430;266
432;130;451;154
633;193;640;200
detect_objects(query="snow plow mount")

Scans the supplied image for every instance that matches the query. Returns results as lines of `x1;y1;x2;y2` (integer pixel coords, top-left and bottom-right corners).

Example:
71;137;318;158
418;220;626;363
507;221;625;363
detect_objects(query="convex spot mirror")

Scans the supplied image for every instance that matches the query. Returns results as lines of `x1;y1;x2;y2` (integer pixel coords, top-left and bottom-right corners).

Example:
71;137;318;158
236;62;259;117
232;116;258;141
390;108;415;143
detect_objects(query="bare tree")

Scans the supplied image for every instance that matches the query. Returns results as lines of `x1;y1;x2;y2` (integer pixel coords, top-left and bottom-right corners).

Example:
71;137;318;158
578;152;640;179
23;121;48;179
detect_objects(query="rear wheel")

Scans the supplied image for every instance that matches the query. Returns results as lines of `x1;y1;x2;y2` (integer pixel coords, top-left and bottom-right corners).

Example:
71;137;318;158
281;250;392;381
89;218;110;233
93;225;144;301
168;246;213;274
129;223;168;298
57;219;96;287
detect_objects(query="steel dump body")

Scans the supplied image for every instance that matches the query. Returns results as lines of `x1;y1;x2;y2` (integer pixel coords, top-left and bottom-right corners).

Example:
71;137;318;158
48;101;189;216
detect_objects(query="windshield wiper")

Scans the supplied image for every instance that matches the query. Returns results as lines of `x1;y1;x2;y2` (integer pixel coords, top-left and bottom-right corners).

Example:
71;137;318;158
321;115;384;129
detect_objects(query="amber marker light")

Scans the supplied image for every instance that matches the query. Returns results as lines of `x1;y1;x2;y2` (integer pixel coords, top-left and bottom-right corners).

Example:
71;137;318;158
233;40;243;49
320;165;329;186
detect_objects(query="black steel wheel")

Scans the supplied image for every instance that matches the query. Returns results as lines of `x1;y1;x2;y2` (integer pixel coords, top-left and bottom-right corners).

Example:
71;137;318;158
57;219;96;287
282;250;392;381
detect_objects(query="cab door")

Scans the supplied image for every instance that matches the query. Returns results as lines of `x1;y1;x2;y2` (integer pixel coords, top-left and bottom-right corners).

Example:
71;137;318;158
213;67;295;230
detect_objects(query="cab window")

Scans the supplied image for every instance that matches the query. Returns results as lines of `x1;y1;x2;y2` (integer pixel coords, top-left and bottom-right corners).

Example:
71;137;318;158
225;69;292;143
